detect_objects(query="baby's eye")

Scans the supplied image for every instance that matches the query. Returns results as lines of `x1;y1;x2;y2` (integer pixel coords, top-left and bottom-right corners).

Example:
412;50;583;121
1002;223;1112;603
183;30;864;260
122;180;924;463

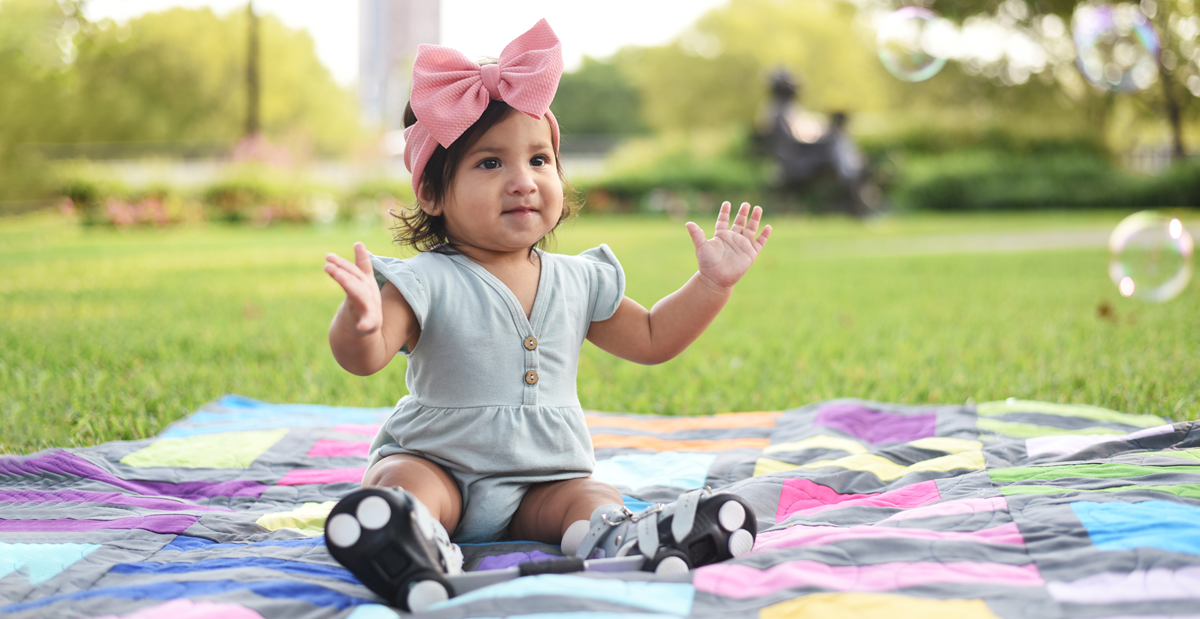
530;154;550;167
478;158;501;170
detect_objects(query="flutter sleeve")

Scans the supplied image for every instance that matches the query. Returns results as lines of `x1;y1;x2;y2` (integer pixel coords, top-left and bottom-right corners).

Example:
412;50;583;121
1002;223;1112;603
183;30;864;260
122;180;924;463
369;254;429;335
578;244;626;322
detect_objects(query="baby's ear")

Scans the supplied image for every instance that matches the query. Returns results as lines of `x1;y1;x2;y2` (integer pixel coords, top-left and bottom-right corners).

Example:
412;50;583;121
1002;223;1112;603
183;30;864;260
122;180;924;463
417;185;442;216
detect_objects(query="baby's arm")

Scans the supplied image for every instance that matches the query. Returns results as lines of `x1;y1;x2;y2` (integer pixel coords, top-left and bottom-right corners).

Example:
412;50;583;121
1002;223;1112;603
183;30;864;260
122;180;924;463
587;201;771;365
325;242;419;376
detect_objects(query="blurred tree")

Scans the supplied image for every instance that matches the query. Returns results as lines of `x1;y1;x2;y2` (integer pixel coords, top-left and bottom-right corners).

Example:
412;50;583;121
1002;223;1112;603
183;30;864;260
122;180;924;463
551;56;647;135
70;6;359;154
874;0;1198;159
0;0;82;202
245;0;260;138
1144;0;1199;158
0;0;360;166
615;0;891;134
587;0;1193;160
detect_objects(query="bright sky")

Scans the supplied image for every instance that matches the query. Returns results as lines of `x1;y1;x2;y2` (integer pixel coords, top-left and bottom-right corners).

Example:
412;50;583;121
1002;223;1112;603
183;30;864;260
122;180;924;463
83;0;731;86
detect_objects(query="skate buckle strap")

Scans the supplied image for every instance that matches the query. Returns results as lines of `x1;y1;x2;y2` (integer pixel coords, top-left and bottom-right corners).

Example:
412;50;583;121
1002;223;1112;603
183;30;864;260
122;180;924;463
671;488;706;544
636;507;660;558
573;505;632;559
629;502;665;522
602;506;635;526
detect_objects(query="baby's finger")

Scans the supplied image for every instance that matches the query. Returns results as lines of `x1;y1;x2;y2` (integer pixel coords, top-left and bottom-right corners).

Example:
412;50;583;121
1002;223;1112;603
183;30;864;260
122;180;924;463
324;262;362;291
754;224;773;252
327;252;365;278
743;206;763;238
353;242;373;275
685;222;707;250
715;201;731;232
731;202;750;233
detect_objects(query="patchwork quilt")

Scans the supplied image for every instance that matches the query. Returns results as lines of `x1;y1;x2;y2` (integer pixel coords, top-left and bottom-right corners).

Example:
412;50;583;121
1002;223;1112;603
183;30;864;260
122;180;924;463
2;395;1200;619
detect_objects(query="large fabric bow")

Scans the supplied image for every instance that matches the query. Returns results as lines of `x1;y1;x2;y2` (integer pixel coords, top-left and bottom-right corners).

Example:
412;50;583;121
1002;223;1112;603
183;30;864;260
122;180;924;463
403;19;563;196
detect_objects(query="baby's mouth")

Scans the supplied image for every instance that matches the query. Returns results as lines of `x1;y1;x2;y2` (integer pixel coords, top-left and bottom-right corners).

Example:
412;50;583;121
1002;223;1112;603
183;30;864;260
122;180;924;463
503;206;539;215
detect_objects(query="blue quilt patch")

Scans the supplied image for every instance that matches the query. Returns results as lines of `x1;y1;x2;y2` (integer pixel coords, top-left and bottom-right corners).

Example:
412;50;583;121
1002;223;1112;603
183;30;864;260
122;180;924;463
160;535;326;552
1;579;370;613
0;542;100;585
429;574;694;615
592;452;715;490
1072;500;1200;556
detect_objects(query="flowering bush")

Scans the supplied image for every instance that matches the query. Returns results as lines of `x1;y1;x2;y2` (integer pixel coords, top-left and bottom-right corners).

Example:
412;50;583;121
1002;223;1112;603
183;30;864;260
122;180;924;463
58;171;414;228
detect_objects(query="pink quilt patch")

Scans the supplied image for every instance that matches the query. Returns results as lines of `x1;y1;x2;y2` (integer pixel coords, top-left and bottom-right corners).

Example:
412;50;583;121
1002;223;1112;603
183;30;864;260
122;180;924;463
777;478;942;522
276;468;366;486
306;440;371;459
93;599;265;619
694;560;1044;599
754;522;1027;553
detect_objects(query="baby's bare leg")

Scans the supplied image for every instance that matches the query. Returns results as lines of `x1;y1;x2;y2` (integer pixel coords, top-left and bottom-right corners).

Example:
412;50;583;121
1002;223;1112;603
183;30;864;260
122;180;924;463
509;477;623;545
363;454;463;535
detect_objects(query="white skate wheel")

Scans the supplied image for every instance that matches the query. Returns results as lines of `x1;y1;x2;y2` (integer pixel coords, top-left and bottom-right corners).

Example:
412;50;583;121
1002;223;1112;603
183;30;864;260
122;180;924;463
718;500;746;532
326;513;361;548
654;555;689;576
728;528;754;557
407;579;449;612
357;495;391;530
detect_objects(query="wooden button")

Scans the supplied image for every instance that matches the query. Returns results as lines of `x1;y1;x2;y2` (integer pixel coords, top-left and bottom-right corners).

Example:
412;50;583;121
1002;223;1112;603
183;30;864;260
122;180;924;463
523;336;538;351
524;370;539;385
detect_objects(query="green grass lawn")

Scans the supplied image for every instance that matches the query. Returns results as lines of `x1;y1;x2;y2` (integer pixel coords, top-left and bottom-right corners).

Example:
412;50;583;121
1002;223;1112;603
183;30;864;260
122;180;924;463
2;209;1198;454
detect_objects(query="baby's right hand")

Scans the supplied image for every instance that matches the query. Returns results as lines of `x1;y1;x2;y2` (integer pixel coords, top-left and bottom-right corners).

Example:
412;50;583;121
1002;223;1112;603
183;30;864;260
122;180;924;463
324;242;382;335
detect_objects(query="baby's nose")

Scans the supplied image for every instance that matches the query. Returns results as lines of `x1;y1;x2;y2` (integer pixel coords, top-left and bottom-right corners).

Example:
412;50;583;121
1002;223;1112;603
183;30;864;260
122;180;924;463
507;169;538;195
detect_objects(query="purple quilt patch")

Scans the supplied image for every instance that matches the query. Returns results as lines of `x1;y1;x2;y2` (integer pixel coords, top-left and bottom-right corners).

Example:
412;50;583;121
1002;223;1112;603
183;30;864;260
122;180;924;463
475;550;560;571
0;451;268;499
0;514;199;535
814;404;937;444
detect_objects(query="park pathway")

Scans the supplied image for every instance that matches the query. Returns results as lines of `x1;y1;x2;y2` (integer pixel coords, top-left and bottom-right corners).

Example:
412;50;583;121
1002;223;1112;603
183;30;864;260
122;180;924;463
803;227;1114;258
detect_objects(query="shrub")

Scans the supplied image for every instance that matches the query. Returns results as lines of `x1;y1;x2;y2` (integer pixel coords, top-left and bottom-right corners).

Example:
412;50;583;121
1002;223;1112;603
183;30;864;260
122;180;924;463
201;167;342;226
1136;160;1200;207
577;128;770;214
340;178;415;228
892;150;1200;211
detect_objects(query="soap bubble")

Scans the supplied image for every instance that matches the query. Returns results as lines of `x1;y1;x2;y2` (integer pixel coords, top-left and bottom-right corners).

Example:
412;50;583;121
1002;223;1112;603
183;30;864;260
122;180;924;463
1109;211;1193;302
876;7;955;82
1073;4;1160;92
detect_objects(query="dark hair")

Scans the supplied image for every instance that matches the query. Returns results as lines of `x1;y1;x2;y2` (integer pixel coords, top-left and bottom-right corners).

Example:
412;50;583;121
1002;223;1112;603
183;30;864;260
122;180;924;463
391;98;576;255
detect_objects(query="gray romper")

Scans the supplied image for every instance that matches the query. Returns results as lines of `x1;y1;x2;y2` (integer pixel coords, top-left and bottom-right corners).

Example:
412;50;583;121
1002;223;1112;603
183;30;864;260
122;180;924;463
366;245;626;543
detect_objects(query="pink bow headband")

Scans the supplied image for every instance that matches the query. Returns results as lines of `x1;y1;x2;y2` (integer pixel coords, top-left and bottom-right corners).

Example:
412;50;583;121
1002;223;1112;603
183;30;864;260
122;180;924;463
403;19;563;197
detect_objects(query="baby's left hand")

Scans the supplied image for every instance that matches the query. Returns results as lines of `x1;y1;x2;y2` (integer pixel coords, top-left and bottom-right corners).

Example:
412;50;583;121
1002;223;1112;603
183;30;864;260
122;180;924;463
686;201;772;291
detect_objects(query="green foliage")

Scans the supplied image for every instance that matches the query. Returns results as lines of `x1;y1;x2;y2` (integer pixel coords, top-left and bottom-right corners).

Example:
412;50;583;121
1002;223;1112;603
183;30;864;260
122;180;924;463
50;163;418;228
1136;159;1200;206
614;0;888;134
0;0;362;203
60;175;121;225
577;128;769;213
595;129;766;192
553;57;647;135
70;7;360;154
336;177;414;228
895;151;1200;211
3;210;1199;454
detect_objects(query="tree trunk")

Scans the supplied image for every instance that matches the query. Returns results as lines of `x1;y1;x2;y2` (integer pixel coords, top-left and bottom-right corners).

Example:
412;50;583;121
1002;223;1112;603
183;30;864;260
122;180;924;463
245;1;260;138
1158;61;1186;161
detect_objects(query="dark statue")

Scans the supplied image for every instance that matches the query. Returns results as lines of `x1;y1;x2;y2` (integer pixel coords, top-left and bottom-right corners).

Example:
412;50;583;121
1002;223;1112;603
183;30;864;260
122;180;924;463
761;69;878;216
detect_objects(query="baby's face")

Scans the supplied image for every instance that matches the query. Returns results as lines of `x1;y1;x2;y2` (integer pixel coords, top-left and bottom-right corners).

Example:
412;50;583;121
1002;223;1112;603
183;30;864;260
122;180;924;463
436;112;564;256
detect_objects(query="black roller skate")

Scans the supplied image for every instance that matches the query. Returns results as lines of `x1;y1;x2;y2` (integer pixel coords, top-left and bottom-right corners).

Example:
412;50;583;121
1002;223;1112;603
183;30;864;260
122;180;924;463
572;487;757;575
324;488;463;612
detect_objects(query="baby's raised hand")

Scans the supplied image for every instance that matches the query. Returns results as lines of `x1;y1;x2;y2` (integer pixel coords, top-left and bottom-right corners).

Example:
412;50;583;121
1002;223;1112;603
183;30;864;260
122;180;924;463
685;202;772;291
324;242;382;335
